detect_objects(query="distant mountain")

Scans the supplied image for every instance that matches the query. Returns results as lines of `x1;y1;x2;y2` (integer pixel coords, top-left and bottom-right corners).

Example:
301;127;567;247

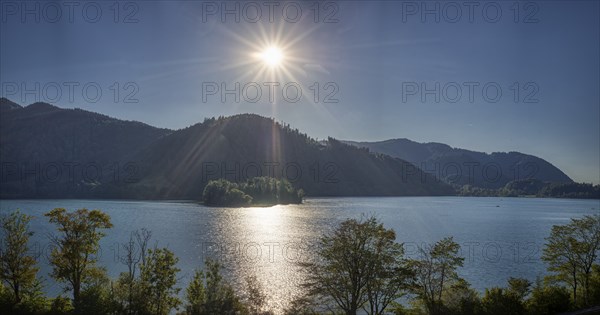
0;98;171;198
343;139;573;189
0;99;454;199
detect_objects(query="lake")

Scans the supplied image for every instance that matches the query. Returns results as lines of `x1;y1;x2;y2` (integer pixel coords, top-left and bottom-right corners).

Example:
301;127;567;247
1;197;599;313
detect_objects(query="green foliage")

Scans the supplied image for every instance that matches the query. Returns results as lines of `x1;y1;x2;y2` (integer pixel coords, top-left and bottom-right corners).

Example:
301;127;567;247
202;179;253;206
441;279;482;315
202;177;303;207
542;214;600;307
0;283;9;313
1;280;49;315
203;258;241;314
240;177;304;205
226;188;253;206
480;287;525;315
44;208;112;311
113;228;152;314
0;210;40;308
408;237;464;315
184;269;206;315
590;264;600;305
48;296;73;315
506;277;531;301
479;278;531;315
526;280;571;315
301;215;409;315
0;211;48;315
181;259;246;315
111;271;150;314
139;247;181;315
77;275;115;315
110;273;132;314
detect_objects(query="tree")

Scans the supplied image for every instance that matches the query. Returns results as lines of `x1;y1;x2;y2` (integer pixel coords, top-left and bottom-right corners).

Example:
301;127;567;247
0;283;10;314
202;179;252;207
184;269;206;315
571;215;600;306
203;259;244;314
0;278;47;315
441;278;481;315
301;216;409;315
590;264;600;306
408;237;464;315
363;235;412;315
542;222;579;305
0;210;39;307
480;287;525;315
115;228;152;314
77;274;115;315
226;188;253;206
48;295;73;315
479;278;530;315
506;277;531;301
526;279;570;315
182;259;246;315
542;214;600;307
45;208;112;310
139;247;181;315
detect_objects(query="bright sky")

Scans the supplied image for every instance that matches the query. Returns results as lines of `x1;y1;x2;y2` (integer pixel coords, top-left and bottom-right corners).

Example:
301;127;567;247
1;1;598;184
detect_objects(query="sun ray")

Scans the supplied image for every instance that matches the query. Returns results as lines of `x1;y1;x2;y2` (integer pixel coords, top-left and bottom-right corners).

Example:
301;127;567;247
202;17;347;128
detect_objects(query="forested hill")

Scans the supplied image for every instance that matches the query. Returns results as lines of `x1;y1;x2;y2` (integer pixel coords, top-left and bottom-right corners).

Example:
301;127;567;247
0;99;454;199
344;139;573;189
0;98;171;198
125;114;454;199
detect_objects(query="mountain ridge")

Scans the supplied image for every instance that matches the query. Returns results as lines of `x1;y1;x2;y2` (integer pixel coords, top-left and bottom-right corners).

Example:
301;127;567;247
0;99;453;199
0;98;581;199
343;139;573;189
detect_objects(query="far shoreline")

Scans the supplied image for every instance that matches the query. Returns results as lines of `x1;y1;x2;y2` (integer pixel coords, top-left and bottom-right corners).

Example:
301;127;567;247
1;195;598;203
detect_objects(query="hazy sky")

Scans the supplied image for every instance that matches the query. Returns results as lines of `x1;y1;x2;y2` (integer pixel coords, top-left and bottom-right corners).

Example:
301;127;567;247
1;1;598;184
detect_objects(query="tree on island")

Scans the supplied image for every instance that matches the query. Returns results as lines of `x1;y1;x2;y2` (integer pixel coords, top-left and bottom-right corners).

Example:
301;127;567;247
202;177;304;207
202;179;253;207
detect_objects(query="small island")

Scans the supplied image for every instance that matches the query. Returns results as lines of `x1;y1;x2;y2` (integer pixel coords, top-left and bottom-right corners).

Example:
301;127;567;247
202;177;304;207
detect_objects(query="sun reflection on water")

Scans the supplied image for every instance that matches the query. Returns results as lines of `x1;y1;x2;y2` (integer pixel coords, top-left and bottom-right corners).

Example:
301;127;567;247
214;204;314;314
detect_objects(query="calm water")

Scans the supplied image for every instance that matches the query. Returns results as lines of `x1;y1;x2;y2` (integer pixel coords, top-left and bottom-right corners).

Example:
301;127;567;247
1;197;599;313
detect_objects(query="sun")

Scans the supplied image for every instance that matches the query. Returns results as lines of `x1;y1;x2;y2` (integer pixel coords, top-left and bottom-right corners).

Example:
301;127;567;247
258;46;284;67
